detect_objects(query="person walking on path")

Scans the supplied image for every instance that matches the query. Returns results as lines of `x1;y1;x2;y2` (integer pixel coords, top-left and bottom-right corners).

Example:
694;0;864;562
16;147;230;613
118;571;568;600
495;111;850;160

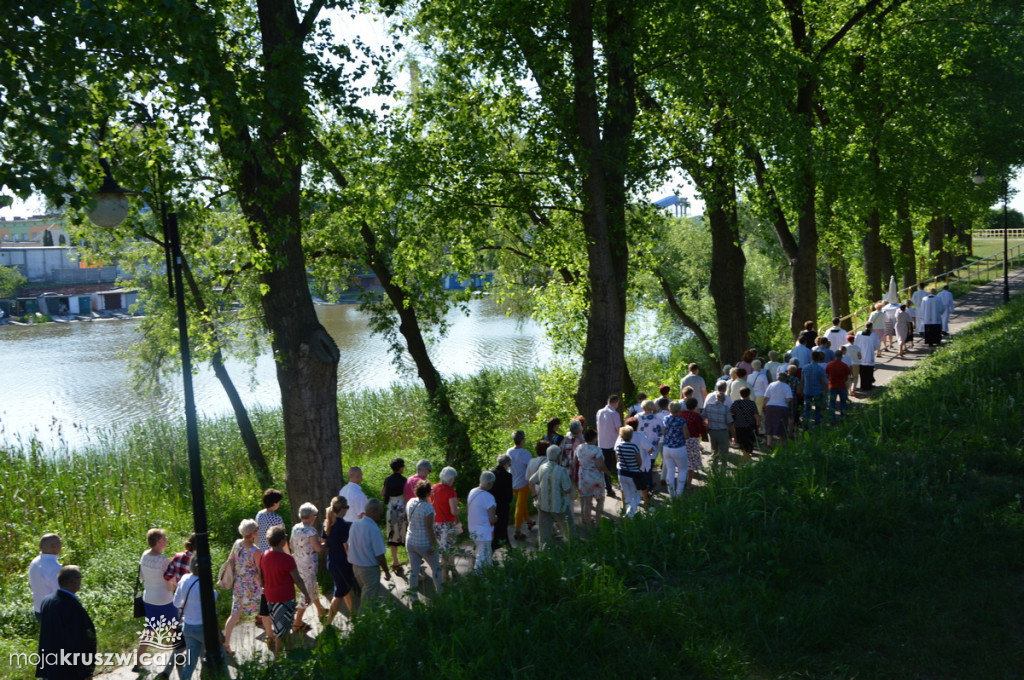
918;289;946;346
763;372;793;448
347;499;392;614
173;562;217;680
703;392;735;472
28;533;61;625
801;351;828;428
490;454;514;551
823;318;847;353
261;525;312;654
467;471;498;568
37;565;95;680
825;349;851;421
405;481;441;603
596;395;623;499
508;430;533;540
680;363;708;405
842;335;861;398
938;285;954;335
340;467;368;523
854;324;882;391
895;304;913;357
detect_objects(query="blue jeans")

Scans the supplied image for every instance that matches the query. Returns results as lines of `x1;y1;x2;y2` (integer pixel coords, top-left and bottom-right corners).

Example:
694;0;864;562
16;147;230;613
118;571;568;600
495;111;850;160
179;623;205;680
828;388;848;421
803;393;824;427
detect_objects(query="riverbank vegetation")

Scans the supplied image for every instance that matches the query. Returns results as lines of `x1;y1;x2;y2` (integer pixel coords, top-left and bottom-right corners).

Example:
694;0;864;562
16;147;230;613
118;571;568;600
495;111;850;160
3;296;1024;677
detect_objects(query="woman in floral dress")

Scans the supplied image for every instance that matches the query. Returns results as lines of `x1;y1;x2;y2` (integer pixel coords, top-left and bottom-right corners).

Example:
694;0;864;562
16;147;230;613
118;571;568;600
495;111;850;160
290;502;326;630
222;518;262;656
575;428;609;528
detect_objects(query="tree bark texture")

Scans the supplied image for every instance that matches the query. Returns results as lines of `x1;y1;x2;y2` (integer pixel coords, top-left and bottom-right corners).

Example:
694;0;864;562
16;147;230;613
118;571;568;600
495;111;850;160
569;0;635;422
828;254;851;328
897;200;916;289
862;208;883;303
706;178;749;366
197;0;342;521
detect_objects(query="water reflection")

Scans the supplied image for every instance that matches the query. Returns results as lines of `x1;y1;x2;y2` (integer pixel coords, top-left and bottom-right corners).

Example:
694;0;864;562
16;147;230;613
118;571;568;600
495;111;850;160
0;298;551;451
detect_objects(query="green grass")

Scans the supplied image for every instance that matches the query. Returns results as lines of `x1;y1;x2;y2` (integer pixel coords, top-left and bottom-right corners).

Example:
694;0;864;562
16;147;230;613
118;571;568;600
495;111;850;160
238;295;1024;679
970;237;1024;261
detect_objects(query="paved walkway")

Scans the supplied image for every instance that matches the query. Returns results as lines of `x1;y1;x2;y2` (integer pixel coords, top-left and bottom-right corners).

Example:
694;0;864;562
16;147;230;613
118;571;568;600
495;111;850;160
853;266;1024;395
101;266;1024;679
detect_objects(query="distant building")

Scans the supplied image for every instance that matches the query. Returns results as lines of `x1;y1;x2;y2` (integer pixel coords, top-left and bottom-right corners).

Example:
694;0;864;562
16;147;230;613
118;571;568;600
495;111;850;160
0;214;71;245
653;195;691;217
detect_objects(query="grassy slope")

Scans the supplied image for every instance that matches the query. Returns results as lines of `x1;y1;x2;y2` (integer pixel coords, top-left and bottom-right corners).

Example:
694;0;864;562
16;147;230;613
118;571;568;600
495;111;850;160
246;298;1024;680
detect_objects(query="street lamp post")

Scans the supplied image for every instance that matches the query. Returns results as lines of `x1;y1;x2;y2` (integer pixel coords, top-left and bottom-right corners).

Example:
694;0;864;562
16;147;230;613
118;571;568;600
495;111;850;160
972;168;1011;304
88;163;225;677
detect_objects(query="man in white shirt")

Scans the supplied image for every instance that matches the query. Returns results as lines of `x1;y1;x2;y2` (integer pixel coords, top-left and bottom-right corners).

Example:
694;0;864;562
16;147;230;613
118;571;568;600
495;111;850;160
937;286;954;335
911;283;929;339
28;533;62;623
919;291;946;346
340;467;369;522
703;380;733;410
749;359;770;424
842;335;861;398
823;318;847;354
596;395;623;498
853;325;882;391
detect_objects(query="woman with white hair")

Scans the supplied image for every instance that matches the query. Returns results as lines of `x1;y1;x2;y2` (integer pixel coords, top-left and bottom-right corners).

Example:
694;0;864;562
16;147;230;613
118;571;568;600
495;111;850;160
290;502;326;629
467;471;497;570
431;466;460;582
222;518;263;656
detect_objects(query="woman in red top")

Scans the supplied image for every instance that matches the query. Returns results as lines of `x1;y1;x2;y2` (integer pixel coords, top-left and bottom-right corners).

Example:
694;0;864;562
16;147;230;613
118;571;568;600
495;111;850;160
261;525;311;654
680;397;707;493
431;466;460;582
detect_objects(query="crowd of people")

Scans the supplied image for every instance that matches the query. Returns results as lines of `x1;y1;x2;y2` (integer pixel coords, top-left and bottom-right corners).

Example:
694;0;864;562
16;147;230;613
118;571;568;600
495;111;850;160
28;284;957;677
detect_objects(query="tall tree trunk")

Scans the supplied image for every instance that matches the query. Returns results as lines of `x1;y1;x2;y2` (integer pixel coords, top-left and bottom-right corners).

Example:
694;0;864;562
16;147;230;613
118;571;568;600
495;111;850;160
238;0;341;521
360;223;475;473
570;0;635;422
706;174;749;365
897;199;916;289
928;215;944;276
863;208;882;302
828;255;852;329
881;242;896;291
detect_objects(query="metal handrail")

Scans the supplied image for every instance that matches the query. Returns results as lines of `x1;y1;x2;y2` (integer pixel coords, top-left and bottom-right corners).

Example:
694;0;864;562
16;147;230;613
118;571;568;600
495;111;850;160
824;243;1024;332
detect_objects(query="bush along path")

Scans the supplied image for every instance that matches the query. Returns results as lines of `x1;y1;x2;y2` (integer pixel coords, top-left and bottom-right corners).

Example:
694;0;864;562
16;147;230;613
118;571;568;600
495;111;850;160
219;273;1024;680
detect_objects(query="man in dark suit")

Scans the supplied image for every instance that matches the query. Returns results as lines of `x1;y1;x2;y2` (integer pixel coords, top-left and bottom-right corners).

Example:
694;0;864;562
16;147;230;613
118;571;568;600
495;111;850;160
37;565;96;680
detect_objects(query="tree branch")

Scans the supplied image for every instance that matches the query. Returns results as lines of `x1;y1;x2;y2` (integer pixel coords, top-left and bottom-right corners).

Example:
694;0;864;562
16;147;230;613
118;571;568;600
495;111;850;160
654;267;720;371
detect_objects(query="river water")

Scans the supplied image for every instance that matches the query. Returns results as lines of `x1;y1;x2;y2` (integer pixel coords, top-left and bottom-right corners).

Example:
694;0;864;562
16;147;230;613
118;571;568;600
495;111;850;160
0;298;554;451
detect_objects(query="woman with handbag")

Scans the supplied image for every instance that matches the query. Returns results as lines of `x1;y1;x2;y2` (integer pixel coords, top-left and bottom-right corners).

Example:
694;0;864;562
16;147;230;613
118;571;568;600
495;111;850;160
222;518;263;656
173;563;216;680
133;529;174;673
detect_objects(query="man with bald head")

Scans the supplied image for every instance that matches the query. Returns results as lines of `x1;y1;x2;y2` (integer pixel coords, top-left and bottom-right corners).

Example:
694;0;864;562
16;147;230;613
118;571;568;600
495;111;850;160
28;533;62;624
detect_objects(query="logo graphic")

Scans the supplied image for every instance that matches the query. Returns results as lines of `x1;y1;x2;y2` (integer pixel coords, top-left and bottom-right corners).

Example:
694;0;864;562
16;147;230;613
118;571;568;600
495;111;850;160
138;615;183;651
